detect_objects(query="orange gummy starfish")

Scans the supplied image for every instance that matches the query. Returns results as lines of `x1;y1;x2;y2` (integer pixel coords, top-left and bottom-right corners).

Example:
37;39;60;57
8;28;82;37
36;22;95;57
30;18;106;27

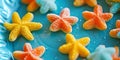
47;8;78;33
82;5;113;30
112;47;120;60
110;20;120;38
22;0;39;12
13;43;45;60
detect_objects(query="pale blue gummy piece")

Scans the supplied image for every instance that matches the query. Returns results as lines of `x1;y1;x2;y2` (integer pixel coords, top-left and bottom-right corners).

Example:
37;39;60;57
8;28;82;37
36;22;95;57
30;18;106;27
110;3;120;14
36;0;57;14
87;45;115;60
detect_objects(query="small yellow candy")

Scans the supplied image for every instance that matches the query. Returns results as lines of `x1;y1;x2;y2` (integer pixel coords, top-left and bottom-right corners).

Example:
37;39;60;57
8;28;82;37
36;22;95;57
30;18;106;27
59;34;90;60
74;0;97;7
4;12;42;41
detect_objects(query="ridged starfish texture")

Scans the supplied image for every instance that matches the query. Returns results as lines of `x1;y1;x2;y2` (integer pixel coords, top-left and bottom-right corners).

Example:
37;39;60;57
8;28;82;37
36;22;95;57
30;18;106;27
47;8;78;33
13;43;45;60
83;5;113;30
4;12;42;41
59;34;90;60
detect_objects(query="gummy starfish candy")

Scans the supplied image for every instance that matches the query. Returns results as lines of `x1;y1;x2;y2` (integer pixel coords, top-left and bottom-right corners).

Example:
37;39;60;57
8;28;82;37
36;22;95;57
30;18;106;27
22;0;57;14
106;0;120;13
4;12;42;41
109;20;120;38
36;0;57;14
112;47;120;60
59;34;90;60
22;0;39;12
82;5;113;30
13;43;45;60
47;8;78;33
87;45;115;60
74;0;97;7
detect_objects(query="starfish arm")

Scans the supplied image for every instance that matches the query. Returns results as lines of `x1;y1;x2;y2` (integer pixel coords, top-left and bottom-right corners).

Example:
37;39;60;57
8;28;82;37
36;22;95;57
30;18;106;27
49;2;57;11
21;26;34;40
114;47;119;56
59;43;72;54
63;16;78;25
101;13;113;22
104;48;115;55
27;0;39;12
110;3;120;14
21;0;33;4
25;52;42;60
95;17;107;30
24;22;42;31
82;11;96;20
32;46;45;57
116;20;120;28
13;51;28;60
4;22;18;31
85;0;97;7
22;12;34;22
109;28;120;38
73;0;85;6
49;19;61;32
24;43;33;52
47;14;60;23
78;43;90;57
66;34;76;43
94;5;103;16
39;2;49;14
61;20;72;33
77;37;90;46
9;25;20;41
12;12;21;24
60;8;70;18
83;19;95;30
69;49;79;60
101;54;113;60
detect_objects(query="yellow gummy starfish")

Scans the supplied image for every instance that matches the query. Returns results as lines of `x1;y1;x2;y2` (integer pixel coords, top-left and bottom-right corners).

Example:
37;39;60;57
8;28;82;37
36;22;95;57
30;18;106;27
59;34;90;60
74;0;97;7
4;12;42;41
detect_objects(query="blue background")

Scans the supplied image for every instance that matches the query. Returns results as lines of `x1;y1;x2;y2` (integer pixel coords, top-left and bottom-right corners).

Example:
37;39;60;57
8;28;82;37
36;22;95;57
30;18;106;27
0;0;120;60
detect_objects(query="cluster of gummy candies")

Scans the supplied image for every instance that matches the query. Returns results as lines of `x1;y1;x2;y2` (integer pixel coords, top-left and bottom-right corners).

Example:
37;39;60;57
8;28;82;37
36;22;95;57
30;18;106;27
3;0;120;60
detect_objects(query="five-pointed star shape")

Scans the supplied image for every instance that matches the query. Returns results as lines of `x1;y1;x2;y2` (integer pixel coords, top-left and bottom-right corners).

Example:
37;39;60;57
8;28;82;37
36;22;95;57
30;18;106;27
36;0;57;14
59;34;90;60
87;45;115;60
74;0;97;7
82;5;113;30
47;8;78;33
4;12;42;41
22;0;39;12
112;47;120;60
13;43;45;60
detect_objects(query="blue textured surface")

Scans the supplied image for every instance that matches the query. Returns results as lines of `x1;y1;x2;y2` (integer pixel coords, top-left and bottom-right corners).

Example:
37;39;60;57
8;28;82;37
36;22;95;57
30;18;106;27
0;0;120;60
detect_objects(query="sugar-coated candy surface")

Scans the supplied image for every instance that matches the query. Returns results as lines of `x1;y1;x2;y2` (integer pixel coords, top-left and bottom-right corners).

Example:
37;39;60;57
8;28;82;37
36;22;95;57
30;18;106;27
4;12;42;41
110;20;120;38
13;43;45;60
47;8;78;33
36;0;57;14
87;45;115;60
74;0;97;7
106;0;120;13
22;0;39;12
59;34;90;60
82;5;113;30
